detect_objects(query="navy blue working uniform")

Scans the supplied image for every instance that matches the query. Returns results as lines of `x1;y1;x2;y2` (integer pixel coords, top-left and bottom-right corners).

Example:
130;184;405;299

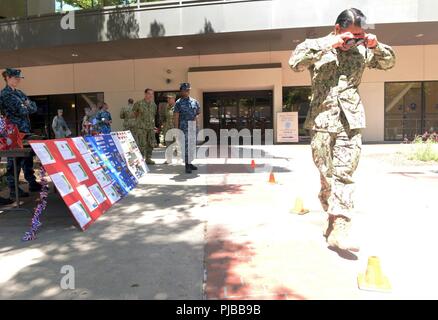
0;69;39;193
173;92;200;164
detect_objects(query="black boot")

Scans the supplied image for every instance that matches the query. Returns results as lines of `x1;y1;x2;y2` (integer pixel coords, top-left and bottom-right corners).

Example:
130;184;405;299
0;197;14;205
29;182;43;192
185;164;192;174
10;187;30;198
189;164;198;170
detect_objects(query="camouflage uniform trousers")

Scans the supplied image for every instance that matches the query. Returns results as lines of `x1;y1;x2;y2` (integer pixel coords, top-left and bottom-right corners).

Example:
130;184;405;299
135;129;156;161
310;121;362;219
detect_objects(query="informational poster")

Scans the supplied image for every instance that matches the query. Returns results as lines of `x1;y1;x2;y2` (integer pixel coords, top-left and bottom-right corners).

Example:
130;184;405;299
100;134;137;191
277;112;299;143
29;138;114;230
111;131;148;179
84;135;130;197
30;133;146;231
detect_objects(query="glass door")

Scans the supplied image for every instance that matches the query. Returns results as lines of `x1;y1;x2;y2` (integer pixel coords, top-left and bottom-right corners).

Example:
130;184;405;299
204;91;273;143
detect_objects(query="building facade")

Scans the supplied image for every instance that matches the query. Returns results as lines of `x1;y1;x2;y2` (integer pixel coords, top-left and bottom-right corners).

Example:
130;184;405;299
1;0;438;142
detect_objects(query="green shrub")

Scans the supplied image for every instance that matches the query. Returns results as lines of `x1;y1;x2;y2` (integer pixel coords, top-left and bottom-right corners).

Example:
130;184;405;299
408;135;438;162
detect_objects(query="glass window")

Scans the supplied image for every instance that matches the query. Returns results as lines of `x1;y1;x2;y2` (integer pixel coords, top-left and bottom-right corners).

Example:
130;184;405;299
29;96;50;138
385;82;422;141
424;82;438;134
385;81;438;141
49;94;77;136
282;87;311;139
29;92;103;138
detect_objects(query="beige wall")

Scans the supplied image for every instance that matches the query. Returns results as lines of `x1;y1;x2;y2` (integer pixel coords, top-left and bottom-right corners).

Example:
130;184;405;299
17;44;438;142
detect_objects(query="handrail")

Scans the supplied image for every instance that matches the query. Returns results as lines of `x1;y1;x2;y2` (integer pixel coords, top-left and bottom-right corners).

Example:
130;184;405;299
0;0;270;24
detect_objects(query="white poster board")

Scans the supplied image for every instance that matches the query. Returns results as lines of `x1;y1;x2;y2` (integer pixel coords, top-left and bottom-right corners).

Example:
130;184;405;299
277;112;299;143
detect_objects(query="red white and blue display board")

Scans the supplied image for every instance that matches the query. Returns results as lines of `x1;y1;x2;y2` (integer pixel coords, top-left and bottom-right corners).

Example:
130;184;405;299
29;131;147;231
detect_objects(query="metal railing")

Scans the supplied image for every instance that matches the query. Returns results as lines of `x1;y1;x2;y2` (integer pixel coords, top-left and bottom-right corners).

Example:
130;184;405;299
384;117;438;140
0;0;268;23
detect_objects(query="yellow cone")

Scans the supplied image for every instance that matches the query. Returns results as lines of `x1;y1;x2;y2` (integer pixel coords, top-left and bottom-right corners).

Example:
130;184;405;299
290;197;309;215
358;256;391;292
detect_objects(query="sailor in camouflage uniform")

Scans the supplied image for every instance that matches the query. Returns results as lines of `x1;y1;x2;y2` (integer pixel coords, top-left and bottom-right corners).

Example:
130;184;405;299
173;83;200;174
160;93;181;164
133;89;157;165
120;98;135;133
289;8;395;252
0;68;42;199
160;93;176;146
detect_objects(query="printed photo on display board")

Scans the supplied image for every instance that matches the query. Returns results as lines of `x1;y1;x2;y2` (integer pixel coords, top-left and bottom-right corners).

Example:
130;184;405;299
76;185;99;212
49;172;74;197
55;141;76;160
103;184;121;204
69;201;92;229
32;143;56;165
93;168;112;188
88;183;107;205
112;131;148;179
72;137;91;155
68;162;89;183
82;152;101;171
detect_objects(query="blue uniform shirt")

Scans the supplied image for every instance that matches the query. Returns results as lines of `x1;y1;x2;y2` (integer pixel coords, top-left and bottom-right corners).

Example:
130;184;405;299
95;110;112;134
173;97;200;132
0;85;37;133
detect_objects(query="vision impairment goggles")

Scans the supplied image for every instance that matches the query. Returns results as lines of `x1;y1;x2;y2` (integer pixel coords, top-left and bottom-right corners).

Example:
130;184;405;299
345;38;366;47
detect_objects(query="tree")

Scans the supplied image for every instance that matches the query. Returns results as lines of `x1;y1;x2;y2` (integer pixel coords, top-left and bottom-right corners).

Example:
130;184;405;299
62;0;162;10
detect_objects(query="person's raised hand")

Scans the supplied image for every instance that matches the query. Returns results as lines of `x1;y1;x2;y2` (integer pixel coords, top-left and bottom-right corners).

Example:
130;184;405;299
365;33;378;48
331;32;355;49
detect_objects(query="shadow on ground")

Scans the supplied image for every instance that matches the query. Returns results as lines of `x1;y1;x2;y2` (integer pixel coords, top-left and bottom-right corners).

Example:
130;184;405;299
0;181;206;300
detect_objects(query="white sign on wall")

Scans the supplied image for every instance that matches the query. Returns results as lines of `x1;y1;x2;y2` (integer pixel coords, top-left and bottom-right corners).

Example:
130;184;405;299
277;112;299;143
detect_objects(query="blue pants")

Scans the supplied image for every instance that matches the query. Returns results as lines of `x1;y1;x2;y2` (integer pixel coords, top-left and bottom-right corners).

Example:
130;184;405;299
6;156;37;189
182;130;196;164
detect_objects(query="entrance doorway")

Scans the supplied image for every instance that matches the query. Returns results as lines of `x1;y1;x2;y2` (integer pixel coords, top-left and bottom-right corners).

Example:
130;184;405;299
203;90;273;143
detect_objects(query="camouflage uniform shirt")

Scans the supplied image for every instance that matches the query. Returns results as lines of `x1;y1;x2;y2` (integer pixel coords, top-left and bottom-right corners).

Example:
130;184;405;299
289;33;396;132
0;85;37;133
132;100;157;130
160;103;175;133
120;104;136;131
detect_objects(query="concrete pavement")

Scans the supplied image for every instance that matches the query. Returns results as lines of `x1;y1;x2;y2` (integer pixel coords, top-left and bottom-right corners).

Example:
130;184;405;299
0;143;437;299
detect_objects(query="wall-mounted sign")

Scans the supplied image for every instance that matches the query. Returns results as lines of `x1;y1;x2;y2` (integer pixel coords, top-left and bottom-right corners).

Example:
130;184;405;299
277;112;299;143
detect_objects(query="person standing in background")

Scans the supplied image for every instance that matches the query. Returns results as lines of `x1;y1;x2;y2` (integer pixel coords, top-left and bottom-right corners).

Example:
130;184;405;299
81;107;91;136
95;102;112;134
160;93;179;164
120;98;135;133
173;83;200;174
0;68;42;199
52;109;71;138
160;93;177;146
133;88;157;165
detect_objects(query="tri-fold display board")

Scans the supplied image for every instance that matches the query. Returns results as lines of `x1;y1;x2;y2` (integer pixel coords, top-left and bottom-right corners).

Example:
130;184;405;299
30;131;148;230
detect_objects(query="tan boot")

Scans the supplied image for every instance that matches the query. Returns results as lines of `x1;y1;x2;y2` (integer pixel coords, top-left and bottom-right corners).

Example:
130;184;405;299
146;159;155;165
326;215;360;252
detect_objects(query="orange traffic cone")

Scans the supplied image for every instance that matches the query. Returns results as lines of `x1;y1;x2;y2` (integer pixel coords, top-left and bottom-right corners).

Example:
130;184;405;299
291;197;309;215
250;160;256;170
358;256;391;292
268;171;276;184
